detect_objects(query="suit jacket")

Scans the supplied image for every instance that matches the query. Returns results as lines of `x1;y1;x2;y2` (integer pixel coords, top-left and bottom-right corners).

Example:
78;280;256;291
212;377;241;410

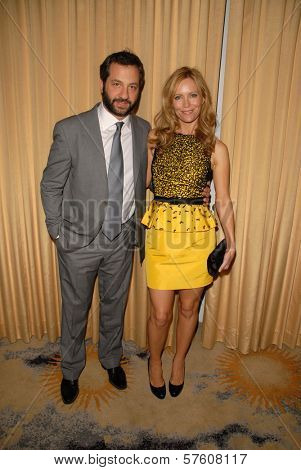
40;104;151;262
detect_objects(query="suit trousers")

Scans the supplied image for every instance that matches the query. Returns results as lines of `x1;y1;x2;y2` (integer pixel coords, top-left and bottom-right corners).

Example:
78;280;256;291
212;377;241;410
56;217;136;380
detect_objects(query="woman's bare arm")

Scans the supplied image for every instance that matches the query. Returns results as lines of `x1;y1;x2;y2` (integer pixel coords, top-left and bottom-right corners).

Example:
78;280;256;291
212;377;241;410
212;140;236;272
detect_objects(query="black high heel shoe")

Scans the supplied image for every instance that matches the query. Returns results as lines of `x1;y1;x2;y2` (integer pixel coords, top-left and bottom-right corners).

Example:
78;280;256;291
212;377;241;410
169;362;185;397
148;358;166;400
169;381;184;397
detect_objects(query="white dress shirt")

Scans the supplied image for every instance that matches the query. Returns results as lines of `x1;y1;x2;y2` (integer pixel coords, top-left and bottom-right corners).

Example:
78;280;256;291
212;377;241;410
97;103;135;222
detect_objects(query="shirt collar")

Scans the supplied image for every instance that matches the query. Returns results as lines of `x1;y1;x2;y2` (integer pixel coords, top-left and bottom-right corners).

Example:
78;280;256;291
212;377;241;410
98;102;131;132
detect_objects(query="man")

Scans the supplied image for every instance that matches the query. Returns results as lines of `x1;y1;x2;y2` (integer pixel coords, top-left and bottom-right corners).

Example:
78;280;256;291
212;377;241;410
41;50;150;404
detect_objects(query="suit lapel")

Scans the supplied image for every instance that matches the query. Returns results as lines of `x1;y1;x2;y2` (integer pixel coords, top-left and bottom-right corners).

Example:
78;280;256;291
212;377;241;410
83;104;108;192
82;108;143;196
131;115;141;186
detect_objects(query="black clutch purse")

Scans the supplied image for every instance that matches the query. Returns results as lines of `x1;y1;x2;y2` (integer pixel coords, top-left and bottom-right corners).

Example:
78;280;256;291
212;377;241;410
207;239;227;277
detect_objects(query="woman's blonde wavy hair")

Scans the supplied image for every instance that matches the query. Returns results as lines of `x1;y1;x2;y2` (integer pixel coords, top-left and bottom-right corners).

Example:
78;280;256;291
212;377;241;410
150;67;216;153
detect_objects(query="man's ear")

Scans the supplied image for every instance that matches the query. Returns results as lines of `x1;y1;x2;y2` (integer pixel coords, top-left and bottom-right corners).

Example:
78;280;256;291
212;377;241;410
100;79;104;93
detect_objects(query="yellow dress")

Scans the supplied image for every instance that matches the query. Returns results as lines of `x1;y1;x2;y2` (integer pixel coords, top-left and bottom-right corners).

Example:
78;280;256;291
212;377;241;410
141;134;217;290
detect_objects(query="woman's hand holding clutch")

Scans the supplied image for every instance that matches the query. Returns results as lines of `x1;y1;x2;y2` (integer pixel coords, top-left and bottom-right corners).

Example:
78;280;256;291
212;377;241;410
219;245;236;273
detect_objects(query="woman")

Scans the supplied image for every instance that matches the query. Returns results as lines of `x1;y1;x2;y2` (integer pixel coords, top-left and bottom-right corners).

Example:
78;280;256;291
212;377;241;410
141;67;235;399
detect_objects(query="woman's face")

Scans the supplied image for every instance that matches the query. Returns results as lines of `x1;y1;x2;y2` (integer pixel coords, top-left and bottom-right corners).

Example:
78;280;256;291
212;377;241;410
172;77;202;125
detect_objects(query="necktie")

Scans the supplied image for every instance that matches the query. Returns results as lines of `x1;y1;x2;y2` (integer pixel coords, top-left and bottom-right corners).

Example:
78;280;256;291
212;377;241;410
102;122;124;240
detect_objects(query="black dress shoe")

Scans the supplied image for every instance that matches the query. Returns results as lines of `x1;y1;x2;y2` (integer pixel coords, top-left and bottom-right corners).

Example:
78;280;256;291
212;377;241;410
169;381;184;397
148;359;166;399
107;366;127;390
61;378;79;404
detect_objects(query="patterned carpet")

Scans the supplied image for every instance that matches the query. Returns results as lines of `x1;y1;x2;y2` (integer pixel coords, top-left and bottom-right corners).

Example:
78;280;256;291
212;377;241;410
0;328;300;450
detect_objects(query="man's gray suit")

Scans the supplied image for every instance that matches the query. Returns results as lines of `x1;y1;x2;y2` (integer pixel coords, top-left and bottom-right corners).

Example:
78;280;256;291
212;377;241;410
41;104;150;380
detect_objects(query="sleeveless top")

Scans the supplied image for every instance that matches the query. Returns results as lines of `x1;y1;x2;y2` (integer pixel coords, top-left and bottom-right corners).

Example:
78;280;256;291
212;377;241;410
141;134;217;233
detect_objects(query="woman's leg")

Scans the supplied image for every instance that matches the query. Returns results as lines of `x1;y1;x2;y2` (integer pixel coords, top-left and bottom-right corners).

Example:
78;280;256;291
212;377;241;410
148;288;175;387
170;287;204;385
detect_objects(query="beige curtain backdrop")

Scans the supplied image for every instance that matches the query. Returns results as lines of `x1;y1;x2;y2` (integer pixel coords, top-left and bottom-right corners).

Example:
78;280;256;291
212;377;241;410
0;0;226;344
202;0;301;352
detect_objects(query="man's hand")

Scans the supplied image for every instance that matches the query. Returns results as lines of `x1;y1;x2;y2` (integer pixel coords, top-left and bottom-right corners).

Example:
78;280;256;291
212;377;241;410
202;182;211;207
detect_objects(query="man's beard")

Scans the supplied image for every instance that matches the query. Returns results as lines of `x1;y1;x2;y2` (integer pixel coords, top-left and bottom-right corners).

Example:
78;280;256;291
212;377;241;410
102;89;140;117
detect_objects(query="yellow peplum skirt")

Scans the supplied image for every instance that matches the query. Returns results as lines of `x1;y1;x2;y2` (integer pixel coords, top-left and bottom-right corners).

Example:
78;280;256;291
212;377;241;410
141;201;217;290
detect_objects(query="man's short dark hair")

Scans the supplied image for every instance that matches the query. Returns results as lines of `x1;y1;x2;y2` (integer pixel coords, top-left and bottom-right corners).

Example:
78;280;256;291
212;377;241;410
100;50;145;91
